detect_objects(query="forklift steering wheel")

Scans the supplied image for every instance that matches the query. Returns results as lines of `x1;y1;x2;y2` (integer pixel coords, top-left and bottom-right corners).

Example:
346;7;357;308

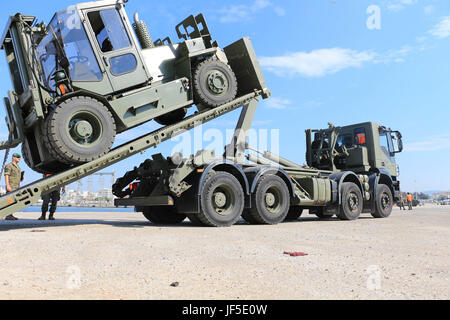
68;55;89;64
45;56;90;87
68;56;90;71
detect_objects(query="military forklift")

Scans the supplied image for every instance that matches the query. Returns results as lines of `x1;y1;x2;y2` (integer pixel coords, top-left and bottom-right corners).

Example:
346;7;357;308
0;0;266;174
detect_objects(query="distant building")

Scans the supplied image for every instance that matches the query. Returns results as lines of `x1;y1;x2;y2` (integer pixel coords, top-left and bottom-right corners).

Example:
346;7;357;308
98;188;113;200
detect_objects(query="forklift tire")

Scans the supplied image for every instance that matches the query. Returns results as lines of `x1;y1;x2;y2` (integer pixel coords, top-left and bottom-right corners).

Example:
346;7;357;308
249;175;290;225
139;206;187;225
195;171;244;227
154;108;188;126
285;206;303;221
336;182;363;221
193;59;238;109
371;184;393;219
45;96;116;165
22;137;71;174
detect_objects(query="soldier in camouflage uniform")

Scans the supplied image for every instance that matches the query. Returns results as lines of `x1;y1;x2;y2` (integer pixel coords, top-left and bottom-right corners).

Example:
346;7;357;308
39;174;64;221
4;153;23;220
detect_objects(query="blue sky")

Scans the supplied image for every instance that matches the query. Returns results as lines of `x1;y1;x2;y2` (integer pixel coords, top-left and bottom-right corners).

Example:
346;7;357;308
0;0;449;192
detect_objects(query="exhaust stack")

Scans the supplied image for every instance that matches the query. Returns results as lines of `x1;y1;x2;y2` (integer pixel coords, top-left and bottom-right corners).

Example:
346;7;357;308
133;12;154;49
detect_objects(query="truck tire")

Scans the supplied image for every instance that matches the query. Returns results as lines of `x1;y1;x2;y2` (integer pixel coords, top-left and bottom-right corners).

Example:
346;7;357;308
138;206;187;225
285;206;303;221
371;184;393;218
248;175;290;225
154;108;188;126
22;137;71;174
193;59;238;109
310;207;334;219
195;171;244;227
336;182;363;221
45;96;116;165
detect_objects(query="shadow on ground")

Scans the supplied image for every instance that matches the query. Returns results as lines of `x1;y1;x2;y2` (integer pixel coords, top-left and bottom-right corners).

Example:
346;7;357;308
0;214;379;231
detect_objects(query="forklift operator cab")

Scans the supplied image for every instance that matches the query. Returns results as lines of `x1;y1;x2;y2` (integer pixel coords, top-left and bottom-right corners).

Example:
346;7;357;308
37;4;148;96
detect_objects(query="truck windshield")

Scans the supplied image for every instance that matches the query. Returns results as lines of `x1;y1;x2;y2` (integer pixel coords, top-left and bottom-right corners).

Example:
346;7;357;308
37;8;102;90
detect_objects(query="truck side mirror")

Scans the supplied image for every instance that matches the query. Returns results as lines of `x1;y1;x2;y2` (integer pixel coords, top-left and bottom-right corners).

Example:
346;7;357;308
393;131;403;153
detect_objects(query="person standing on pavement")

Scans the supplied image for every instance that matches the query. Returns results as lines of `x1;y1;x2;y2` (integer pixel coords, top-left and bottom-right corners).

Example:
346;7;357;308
4;153;24;220
399;193;406;210
39;174;64;221
406;193;413;211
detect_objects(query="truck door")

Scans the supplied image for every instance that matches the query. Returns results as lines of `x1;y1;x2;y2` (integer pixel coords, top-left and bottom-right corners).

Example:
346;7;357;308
378;131;398;176
83;6;148;92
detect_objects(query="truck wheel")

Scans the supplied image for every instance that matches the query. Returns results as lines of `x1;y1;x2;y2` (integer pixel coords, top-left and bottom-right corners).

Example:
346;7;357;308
285;206;303;221
138;206;187;225
336;182;363;221
249;175;290;225
371;184;393;218
193;59;238;109
196;171;244;227
45;96;116;165
154;108;188;126
22;137;71;174
310;207;334;219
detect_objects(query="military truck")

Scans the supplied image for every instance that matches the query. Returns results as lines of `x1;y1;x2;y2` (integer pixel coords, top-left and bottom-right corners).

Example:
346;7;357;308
111;118;403;227
0;0;267;173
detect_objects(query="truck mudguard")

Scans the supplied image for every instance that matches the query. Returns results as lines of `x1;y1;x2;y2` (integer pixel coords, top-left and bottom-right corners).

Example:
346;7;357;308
369;168;396;201
244;166;295;198
197;160;250;197
329;171;365;205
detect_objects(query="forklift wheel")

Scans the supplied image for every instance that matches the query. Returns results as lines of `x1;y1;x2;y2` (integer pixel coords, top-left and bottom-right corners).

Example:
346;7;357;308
45;96;116;165
193;59;238;109
139;206;187;225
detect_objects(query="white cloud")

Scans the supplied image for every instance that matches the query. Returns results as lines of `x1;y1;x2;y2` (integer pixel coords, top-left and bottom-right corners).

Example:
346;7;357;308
374;45;412;64
219;0;285;23
430;16;450;39
302;100;325;109
405;136;450;152
265;97;292;110
260;48;376;78
387;0;418;12
260;43;419;78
